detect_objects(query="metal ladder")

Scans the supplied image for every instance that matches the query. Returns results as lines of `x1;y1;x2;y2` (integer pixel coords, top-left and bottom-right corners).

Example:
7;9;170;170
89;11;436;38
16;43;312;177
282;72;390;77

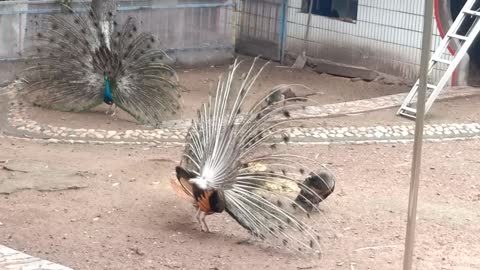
397;0;480;119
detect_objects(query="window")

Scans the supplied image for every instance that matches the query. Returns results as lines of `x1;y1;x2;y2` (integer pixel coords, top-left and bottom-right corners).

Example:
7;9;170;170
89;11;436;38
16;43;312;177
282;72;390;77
301;0;358;23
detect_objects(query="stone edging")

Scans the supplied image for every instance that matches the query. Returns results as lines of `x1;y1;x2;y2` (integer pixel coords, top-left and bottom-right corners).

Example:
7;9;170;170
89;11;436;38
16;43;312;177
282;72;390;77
2;82;480;145
0;245;72;270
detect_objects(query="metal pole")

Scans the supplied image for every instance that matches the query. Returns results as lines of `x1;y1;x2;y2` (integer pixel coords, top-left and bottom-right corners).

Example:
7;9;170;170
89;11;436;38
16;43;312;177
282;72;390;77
402;0;434;269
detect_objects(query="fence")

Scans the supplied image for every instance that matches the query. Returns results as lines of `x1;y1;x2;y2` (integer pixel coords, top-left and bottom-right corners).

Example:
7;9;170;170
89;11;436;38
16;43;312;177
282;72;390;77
0;0;236;66
284;0;452;83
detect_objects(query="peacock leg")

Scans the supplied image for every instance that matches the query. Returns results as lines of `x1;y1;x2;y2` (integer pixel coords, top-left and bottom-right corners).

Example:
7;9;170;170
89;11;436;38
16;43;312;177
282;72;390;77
200;212;210;233
106;103;113;115
110;104;117;117
195;208;203;231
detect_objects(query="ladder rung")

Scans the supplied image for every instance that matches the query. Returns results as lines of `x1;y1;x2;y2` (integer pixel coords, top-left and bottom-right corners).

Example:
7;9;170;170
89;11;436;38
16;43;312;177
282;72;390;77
448;33;468;41
463;10;480;16
399;110;416;119
432;57;452;65
401;106;417;113
427;84;436;89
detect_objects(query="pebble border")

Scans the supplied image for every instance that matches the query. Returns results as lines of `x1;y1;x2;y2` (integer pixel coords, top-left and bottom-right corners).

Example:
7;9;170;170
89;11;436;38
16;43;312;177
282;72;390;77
2;82;480;145
0;245;72;270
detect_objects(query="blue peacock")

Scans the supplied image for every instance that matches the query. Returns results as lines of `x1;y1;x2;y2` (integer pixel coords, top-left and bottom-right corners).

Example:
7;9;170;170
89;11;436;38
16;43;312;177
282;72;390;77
21;0;180;126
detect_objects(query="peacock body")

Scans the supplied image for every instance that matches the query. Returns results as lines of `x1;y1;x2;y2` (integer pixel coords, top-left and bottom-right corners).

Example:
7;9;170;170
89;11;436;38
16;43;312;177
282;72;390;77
171;57;336;255
21;0;180;126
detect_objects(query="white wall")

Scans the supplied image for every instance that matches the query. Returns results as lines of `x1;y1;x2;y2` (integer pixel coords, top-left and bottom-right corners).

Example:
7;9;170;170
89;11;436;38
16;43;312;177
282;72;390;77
0;3;28;59
286;0;451;83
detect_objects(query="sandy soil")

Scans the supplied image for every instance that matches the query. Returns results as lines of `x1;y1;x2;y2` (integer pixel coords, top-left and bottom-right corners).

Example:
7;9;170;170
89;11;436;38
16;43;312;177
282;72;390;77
25;57;409;130
0;138;479;270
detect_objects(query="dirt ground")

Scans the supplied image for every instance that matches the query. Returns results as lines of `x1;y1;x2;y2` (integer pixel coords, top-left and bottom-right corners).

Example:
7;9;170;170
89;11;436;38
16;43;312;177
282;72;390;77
21;57;480;131
2;57;480;269
25;57;409;130
0;138;479;270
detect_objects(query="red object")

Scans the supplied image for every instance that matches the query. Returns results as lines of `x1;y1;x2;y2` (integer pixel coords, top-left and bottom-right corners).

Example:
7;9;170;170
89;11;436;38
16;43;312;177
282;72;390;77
434;0;458;85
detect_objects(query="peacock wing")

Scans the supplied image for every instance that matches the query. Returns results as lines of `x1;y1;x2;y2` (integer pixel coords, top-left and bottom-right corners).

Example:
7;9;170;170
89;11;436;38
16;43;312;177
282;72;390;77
20;3;106;112
109;17;181;127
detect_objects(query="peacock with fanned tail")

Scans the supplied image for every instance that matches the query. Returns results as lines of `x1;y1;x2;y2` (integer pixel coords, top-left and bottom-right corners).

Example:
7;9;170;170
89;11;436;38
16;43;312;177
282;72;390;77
171;57;336;255
21;0;180;126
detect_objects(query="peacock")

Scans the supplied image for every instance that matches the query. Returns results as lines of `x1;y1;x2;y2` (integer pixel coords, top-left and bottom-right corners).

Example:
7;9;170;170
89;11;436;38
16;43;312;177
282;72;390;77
20;0;180;126
171;57;336;255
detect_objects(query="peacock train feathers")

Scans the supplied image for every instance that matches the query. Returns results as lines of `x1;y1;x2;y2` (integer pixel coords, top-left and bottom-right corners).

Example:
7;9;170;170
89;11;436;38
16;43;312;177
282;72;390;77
172;57;336;255
20;1;180;126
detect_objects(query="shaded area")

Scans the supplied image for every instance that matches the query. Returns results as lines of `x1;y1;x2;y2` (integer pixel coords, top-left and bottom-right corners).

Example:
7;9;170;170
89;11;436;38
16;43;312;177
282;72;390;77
0;159;90;194
451;0;480;87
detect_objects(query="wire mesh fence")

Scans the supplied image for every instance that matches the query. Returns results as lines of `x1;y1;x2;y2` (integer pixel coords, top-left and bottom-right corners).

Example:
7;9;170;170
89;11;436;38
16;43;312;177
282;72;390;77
0;0;235;61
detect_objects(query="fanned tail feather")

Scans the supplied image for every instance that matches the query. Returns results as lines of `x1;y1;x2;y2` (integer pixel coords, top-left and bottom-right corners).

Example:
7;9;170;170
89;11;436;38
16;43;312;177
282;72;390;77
20;1;180;126
180;57;336;255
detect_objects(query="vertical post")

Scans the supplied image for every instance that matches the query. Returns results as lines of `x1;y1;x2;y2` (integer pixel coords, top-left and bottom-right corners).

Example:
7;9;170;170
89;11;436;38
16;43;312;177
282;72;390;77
278;0;288;63
402;0;434;270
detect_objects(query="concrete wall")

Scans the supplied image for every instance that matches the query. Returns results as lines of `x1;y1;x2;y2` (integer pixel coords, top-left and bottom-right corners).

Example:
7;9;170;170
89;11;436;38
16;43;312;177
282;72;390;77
0;0;235;67
285;0;452;83
0;2;28;59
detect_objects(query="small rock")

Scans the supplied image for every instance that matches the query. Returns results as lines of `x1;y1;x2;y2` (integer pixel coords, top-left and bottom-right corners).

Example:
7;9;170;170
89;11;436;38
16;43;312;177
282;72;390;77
112;183;120;187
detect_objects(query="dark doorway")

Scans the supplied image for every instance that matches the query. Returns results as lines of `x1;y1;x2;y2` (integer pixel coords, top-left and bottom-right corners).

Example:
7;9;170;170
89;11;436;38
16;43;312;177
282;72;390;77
451;0;480;86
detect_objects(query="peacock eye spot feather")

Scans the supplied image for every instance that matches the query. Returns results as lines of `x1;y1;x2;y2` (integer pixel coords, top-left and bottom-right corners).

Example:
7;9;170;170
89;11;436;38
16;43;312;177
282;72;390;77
108;12;113;17
283;239;288;246
81;29;86;34
113;21;118;26
128;33;133;38
150;37;155;43
299;168;305;174
74;19;80;24
49;37;55;43
51;23;58;30
283;110;291;118
37;33;43;38
146;44;151;49
89;11;94;17
132;26;137;32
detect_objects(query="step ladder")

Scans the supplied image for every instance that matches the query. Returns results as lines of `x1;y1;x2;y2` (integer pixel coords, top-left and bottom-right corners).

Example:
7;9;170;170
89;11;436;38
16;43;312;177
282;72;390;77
397;0;480;119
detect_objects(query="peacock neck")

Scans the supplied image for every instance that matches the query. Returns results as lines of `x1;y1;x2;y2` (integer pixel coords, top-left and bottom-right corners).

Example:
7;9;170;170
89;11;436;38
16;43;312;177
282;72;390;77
103;76;113;104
